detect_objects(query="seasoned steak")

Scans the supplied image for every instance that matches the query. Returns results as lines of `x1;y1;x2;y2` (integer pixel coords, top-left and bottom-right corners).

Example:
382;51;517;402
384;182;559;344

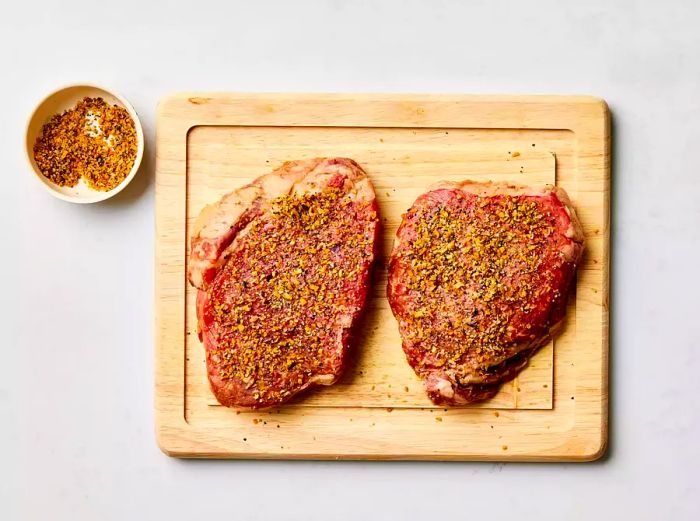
188;158;379;408
387;181;584;405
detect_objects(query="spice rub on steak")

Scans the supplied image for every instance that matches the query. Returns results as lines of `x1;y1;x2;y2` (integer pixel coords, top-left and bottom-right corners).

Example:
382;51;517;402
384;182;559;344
387;181;584;405
188;158;379;408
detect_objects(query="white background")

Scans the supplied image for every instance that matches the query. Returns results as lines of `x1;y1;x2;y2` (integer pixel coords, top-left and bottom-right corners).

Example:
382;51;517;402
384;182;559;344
2;1;699;519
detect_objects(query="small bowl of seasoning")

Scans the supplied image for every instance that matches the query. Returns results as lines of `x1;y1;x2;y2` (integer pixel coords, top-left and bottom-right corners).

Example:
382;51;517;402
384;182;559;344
25;84;144;203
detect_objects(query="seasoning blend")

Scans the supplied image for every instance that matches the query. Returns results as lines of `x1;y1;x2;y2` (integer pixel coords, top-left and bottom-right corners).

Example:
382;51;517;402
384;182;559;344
33;96;138;192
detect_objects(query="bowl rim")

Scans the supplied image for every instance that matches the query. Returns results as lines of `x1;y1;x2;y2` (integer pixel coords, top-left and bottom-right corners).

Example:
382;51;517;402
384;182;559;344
25;82;145;204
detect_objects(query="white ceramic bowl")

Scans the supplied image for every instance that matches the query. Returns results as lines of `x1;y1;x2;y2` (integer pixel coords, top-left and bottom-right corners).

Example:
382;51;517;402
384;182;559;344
25;84;144;204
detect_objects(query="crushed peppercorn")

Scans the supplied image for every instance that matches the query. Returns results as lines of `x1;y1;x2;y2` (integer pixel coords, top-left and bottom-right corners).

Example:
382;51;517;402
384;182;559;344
392;188;568;382
33;97;137;191
205;186;376;404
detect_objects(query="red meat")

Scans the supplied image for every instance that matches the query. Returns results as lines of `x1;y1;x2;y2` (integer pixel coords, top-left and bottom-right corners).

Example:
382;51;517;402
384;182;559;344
387;181;584;405
188;158;379;408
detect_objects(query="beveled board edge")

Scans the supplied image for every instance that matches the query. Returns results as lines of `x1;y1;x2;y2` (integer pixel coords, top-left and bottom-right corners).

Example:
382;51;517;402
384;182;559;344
155;93;610;461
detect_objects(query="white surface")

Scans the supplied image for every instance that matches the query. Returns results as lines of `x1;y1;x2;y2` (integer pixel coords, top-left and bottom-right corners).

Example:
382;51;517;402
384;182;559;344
1;1;698;520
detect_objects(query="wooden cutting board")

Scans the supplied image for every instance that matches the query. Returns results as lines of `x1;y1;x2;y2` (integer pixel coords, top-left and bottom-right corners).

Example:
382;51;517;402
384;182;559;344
155;93;610;460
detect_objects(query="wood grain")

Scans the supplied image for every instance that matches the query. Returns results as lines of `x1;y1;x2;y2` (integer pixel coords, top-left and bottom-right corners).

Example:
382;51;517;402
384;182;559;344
155;93;610;460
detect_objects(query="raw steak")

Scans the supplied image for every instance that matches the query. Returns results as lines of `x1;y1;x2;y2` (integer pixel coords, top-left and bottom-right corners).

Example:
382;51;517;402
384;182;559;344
387;180;584;405
188;158;379;408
